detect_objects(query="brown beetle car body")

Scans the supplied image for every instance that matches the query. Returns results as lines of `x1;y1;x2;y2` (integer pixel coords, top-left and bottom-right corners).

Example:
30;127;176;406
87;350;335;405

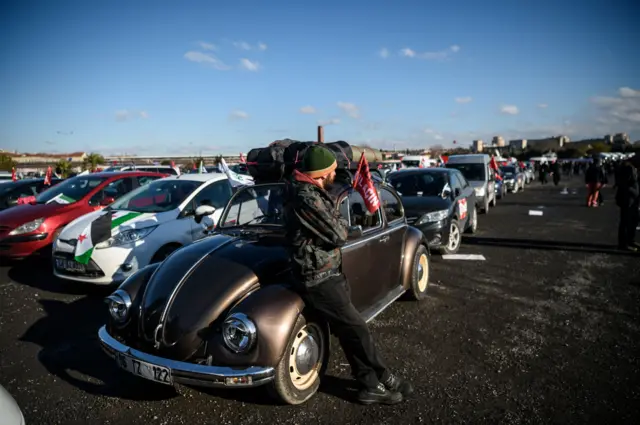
99;182;431;404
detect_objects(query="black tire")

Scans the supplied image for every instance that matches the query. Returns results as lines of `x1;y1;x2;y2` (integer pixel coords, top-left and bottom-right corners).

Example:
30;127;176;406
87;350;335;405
439;219;461;255
267;314;329;405
150;244;181;264
407;245;430;300
465;207;478;234
481;197;489;214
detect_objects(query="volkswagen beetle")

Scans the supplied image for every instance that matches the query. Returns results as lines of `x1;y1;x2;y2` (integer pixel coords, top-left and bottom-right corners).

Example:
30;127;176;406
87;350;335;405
98;181;431;405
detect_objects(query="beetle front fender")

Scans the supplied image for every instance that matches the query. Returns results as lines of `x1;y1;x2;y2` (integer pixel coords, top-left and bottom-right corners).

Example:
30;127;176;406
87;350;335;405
401;226;429;290
206;284;305;368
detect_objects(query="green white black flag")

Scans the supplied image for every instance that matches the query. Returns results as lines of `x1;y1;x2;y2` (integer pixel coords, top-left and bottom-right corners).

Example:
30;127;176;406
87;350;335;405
74;210;143;264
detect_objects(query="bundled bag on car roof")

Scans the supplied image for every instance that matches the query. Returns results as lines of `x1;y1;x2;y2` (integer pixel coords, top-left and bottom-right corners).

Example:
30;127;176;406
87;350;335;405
246;140;354;183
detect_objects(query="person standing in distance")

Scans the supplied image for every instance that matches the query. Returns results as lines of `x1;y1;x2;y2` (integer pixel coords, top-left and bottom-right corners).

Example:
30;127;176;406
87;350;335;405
283;145;413;405
614;159;639;251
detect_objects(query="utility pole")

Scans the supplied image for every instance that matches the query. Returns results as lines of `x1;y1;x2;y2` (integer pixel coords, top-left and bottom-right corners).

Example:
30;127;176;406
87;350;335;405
317;125;324;143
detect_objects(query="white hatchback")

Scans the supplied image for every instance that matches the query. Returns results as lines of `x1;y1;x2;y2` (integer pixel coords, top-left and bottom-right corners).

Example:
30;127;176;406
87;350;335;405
53;173;233;285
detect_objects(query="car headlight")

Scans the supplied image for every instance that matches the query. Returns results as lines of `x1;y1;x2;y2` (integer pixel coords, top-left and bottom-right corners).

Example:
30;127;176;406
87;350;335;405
222;313;257;353
105;289;132;323
8;218;45;236
95;226;157;249
416;209;448;225
474;187;485;197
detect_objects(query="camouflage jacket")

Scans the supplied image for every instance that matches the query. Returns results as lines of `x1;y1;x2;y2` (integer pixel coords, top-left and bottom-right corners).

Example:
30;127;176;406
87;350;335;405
284;170;349;287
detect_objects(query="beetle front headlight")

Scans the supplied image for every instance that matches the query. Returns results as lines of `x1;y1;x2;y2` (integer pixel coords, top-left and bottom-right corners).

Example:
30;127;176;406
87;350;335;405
105;289;132;323
222;313;257;353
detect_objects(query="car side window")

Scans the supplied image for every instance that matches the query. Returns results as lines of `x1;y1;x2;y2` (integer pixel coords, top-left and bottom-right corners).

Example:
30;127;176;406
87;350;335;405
137;175;160;187
449;173;463;194
192;180;233;210
348;191;382;231
8;184;38;201
380;188;403;223
89;177;134;205
456;171;469;189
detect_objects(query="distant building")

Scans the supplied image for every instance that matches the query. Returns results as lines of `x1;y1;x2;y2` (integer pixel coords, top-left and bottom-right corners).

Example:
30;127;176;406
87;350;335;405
472;140;484;153
604;134;614;144
509;139;528;150
527;135;569;151
7;151;87;165
492;136;505;147
613;133;630;145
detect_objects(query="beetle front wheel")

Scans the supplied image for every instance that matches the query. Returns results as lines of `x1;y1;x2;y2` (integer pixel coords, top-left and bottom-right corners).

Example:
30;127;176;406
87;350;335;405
267;314;328;405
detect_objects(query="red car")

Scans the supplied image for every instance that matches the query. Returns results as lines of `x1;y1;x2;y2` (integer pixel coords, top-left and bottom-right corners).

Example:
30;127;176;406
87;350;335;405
0;171;167;259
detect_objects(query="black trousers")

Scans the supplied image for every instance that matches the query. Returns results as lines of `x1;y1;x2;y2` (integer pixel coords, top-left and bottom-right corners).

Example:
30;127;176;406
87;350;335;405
299;274;389;390
618;205;639;247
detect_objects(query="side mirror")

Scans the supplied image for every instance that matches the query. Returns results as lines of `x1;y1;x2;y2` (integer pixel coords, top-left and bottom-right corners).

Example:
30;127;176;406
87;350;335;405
454;188;461;197
348;225;363;239
100;196;115;206
194;205;216;224
442;188;452;198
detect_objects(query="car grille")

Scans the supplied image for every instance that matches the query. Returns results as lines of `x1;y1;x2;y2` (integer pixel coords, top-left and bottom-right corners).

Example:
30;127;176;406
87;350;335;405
53;252;105;277
0;225;12;235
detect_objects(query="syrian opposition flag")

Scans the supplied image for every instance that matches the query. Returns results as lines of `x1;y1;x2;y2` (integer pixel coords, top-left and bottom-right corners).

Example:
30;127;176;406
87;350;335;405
198;160;207;174
46;193;76;204
352;151;380;214
44;166;52;186
489;156;503;181
74;211;143;264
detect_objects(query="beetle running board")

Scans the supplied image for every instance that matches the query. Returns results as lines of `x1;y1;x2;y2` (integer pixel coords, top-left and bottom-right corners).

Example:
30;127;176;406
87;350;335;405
361;285;406;324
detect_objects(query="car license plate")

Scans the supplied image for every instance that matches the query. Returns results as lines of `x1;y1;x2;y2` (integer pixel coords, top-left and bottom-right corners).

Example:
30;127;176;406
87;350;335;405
115;352;173;385
55;258;86;272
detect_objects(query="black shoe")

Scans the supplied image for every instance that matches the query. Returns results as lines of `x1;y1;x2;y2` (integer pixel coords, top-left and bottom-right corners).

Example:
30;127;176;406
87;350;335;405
383;374;414;397
357;383;403;405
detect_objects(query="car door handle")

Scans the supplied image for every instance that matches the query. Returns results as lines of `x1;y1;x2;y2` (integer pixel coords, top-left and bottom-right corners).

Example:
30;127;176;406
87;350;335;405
379;236;389;243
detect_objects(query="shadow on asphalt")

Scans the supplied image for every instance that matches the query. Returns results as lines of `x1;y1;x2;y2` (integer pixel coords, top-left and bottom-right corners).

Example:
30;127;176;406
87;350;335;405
20;297;177;401
6;257;114;296
462;236;640;257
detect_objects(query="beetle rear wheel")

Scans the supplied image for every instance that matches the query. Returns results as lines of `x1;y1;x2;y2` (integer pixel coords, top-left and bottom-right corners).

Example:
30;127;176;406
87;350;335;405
268;315;328;405
407;244;430;300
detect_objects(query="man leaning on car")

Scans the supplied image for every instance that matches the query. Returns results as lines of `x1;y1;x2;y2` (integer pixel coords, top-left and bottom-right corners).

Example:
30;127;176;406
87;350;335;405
283;145;413;405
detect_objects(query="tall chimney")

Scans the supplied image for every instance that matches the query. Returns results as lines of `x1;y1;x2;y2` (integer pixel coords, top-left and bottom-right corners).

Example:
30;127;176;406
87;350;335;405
317;125;324;143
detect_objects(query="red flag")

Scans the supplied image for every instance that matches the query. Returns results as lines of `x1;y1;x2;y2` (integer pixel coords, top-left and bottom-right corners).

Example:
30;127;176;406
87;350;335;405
352;152;380;214
11;167;17;181
192;162;197;170
489;156;499;171
239;153;246;163
170;160;176;168
44;166;52;185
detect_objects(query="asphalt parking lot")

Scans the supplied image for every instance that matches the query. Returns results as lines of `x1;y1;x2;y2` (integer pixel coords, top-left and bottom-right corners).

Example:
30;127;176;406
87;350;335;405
1;178;639;425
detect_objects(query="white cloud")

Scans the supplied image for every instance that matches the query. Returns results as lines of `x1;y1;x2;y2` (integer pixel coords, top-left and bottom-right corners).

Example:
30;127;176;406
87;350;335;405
233;41;252;50
300;106;316;114
538;103;548;108
455;96;473;104
378;47;389;59
592;86;640;125
400;45;461;61
500;105;519;115
619;87;640;98
239;58;261;71
115;110;149;122
423;128;435;134
184;51;230;70
318;118;340;126
229;110;249;120
198;41;216;51
400;48;416;58
434;134;444;140
337;101;360;118
232;41;267;51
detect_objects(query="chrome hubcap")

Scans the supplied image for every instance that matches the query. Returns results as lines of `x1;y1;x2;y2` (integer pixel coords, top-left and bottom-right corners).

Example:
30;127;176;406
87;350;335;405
295;334;320;375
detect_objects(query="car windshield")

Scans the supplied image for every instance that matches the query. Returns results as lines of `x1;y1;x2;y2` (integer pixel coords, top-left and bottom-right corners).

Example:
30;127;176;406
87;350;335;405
220;183;286;228
446;163;486;181
387;172;447;197
401;160;420;168
109;179;203;213
500;166;516;176
35;176;107;204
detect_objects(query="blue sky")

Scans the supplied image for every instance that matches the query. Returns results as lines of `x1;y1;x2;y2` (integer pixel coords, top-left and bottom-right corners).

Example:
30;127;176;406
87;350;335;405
1;0;638;155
